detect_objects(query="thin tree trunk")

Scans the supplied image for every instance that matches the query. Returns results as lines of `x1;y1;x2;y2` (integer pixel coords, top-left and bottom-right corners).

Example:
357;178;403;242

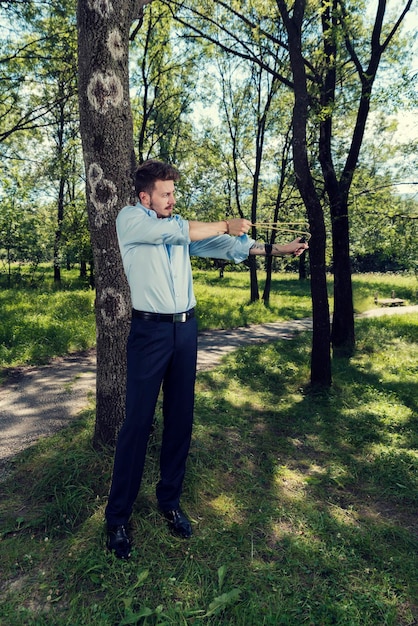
278;0;331;387
53;176;64;283
53;97;66;283
298;252;307;280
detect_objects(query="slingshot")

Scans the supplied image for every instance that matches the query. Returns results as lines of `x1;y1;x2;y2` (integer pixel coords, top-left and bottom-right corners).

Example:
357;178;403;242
251;221;311;241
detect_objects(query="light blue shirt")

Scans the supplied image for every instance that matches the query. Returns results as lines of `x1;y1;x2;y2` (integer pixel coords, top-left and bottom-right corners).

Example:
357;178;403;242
116;202;254;313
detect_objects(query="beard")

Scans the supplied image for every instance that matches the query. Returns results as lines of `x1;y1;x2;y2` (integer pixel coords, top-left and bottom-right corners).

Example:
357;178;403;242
150;200;173;219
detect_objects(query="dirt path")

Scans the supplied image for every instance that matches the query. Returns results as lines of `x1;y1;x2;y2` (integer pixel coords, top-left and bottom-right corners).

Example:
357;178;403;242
1;305;417;476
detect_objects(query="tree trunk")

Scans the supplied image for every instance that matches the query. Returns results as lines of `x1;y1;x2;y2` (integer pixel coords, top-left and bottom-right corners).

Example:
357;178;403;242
278;0;331;387
53;96;66;284
263;131;291;303
318;0;355;357
248;72;276;304
299;185;331;387
298;252;307;280
53;176;64;283
320;0;413;356
330;206;355;356
80;258;87;278
77;0;140;447
263;255;273;305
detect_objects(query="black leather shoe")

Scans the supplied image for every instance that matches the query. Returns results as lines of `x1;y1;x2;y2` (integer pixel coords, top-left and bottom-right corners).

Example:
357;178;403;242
163;508;192;538
106;524;131;559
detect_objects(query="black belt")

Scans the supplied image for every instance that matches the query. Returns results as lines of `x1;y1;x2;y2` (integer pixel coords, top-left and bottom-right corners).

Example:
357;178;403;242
132;308;195;323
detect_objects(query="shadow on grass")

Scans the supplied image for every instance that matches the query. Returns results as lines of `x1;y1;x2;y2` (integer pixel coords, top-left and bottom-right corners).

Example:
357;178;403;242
1;316;417;625
187;320;418;622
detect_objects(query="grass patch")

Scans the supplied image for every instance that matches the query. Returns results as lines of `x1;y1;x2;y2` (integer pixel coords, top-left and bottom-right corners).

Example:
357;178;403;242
193;270;314;328
352;273;417;313
0;288;96;371
1;269;416;376
1;314;417;625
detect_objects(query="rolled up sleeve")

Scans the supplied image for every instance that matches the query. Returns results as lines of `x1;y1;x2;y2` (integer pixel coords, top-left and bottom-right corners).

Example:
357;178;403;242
189;234;254;264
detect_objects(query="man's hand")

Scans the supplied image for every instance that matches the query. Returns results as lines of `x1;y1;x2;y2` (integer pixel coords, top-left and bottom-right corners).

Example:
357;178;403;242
227;218;252;236
273;237;309;257
249;237;309;257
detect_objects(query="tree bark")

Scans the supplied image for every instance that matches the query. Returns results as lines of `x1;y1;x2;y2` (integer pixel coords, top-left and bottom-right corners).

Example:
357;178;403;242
53;176;64;283
321;0;413;356
77;0;141;446
262;128;292;303
53;87;66;284
278;0;331;387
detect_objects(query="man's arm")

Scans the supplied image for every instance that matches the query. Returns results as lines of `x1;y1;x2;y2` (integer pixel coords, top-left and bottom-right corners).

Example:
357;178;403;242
249;239;308;257
188;216;308;257
188;218;252;241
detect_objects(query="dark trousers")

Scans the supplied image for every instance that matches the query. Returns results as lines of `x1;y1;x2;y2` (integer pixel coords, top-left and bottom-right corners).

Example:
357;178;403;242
105;315;198;526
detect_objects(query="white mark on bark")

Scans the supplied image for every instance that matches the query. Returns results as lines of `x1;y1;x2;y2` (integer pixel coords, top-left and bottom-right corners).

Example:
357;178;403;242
87;0;114;19
88;162;103;188
107;29;124;60
88;163;118;228
99;287;127;326
87;70;123;114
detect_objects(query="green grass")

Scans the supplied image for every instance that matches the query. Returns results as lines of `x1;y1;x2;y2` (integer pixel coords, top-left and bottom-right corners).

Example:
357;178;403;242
0;268;316;374
0;269;417;625
193;270;314;327
351;273;417;313
1;267;416;374
0;267;96;373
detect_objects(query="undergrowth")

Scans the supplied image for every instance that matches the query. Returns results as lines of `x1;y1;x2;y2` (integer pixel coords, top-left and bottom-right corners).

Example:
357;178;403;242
1;313;417;625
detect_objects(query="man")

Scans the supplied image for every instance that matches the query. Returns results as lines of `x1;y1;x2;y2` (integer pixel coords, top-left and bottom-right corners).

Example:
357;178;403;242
106;159;308;559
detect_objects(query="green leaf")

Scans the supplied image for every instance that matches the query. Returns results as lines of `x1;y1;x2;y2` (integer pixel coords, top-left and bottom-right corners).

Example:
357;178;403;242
119;606;154;625
205;588;241;617
133;569;149;588
217;564;227;591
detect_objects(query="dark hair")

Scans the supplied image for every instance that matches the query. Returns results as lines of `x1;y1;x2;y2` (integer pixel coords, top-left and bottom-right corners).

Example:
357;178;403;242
134;159;180;196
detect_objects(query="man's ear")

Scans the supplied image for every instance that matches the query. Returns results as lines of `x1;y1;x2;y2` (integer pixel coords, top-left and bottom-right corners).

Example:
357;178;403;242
139;191;149;206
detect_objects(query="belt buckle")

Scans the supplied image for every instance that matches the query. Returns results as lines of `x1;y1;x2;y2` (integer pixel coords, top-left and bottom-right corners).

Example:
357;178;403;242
173;312;186;323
